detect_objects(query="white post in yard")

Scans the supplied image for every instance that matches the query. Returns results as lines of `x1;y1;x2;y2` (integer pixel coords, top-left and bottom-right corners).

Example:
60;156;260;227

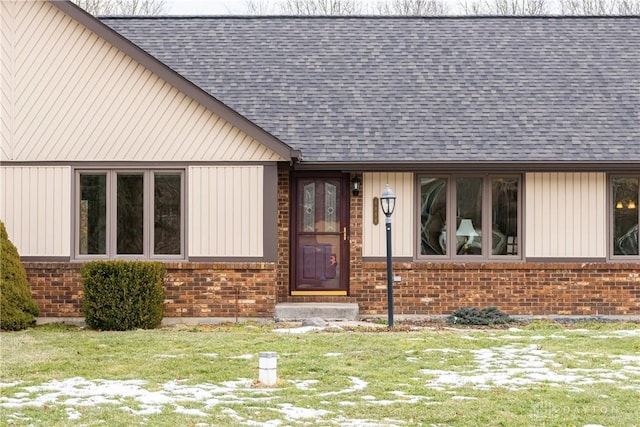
258;352;278;386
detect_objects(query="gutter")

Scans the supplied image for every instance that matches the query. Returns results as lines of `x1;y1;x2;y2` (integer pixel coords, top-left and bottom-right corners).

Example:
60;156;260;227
293;160;640;173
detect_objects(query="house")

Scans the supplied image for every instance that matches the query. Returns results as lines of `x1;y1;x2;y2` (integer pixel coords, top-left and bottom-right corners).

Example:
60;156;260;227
1;0;638;321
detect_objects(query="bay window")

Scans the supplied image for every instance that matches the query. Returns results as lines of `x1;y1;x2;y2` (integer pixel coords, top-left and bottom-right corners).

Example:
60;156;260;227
419;175;520;259
612;176;639;257
77;170;183;258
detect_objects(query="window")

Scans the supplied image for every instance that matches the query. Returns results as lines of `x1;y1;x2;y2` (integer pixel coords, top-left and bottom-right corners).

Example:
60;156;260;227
419;175;520;259
612;176;639;257
77;170;183;258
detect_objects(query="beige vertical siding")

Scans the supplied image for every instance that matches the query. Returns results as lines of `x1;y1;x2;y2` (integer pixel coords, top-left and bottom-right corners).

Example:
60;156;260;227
525;172;606;258
0;1;284;162
0;166;71;256
362;172;414;257
188;166;264;257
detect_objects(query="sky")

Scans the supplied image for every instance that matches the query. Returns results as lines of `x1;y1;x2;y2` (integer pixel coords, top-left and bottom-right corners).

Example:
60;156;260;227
166;0;244;14
164;0;463;15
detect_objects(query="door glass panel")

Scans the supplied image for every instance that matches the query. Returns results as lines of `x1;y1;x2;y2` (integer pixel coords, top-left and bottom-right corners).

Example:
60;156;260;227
613;177;639;256
325;183;337;232
154;173;181;255
117;173;144;254
420;177;447;255
492;177;519;255
303;183;315;232
79;174;107;255
299;180;341;233
456;177;482;255
297;235;341;290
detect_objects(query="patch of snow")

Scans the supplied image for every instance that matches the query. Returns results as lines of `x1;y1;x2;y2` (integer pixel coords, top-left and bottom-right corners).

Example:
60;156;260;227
490;334;522;340
0;381;22;388
366;399;396;405
66;407;82;420
278;403;330;420
612;329;640;337
611;355;640;364
290;379;318;390
421;344;640;392
273;326;324;334
319;376;367;396
175;405;208;417
120;404;162;416
0;377;278;416
6;413;31;422
423;348;460;354
221;407;243;420
331;415;404;427
387;390;433;404
230;354;254;360
550;334;568;339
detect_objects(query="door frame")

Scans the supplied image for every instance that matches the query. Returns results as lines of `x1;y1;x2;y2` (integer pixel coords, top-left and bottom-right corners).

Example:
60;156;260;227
290;172;350;295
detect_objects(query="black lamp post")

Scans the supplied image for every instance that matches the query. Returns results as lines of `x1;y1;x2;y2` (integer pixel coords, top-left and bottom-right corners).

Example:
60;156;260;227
380;184;396;328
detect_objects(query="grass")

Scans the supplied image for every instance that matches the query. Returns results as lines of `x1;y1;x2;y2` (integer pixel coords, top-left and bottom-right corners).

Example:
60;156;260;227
1;321;639;426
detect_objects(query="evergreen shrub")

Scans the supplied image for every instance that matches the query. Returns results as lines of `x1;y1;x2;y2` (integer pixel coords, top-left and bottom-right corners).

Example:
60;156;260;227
0;221;40;331
82;261;165;330
447;306;513;326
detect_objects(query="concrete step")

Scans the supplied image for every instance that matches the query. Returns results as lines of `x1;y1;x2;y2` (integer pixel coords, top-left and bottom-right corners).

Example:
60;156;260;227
274;303;359;322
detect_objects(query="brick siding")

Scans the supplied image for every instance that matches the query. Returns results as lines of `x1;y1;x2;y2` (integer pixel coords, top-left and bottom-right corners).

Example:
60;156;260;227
24;262;277;319
350;261;640;316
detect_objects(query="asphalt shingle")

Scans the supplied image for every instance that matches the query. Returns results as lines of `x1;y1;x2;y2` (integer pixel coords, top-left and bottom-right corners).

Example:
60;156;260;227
102;16;640;164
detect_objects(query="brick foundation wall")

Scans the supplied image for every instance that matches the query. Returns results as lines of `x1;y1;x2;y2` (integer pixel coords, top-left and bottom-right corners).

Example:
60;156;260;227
24;262;277;319
25;260;639;318
351;262;640;316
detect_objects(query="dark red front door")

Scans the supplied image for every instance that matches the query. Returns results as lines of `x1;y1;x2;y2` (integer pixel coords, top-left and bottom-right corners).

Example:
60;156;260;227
292;174;349;294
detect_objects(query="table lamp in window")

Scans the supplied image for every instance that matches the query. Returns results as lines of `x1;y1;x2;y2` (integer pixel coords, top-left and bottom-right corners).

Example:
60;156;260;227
456;219;479;254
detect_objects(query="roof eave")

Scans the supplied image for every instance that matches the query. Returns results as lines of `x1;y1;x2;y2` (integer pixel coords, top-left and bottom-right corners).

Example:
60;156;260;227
293;160;640;173
50;0;300;163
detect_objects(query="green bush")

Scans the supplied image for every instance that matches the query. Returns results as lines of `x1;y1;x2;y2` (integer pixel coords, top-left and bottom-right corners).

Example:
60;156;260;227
0;221;40;331
82;261;165;331
447;306;513;326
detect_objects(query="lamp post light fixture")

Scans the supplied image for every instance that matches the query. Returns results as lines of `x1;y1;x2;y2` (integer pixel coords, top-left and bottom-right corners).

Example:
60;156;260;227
380;184;396;328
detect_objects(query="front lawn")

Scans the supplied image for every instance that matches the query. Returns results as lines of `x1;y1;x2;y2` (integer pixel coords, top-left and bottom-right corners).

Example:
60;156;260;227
1;321;639;426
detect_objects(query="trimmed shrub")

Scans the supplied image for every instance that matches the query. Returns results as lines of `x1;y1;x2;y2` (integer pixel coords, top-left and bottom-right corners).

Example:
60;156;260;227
82;261;165;331
447;306;513;326
0;221;40;331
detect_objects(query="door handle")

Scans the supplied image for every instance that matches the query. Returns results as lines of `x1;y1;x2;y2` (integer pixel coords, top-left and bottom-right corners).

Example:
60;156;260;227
343;227;347;241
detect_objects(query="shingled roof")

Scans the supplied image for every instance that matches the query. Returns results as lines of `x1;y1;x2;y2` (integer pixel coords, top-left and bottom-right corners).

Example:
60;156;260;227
101;16;639;167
